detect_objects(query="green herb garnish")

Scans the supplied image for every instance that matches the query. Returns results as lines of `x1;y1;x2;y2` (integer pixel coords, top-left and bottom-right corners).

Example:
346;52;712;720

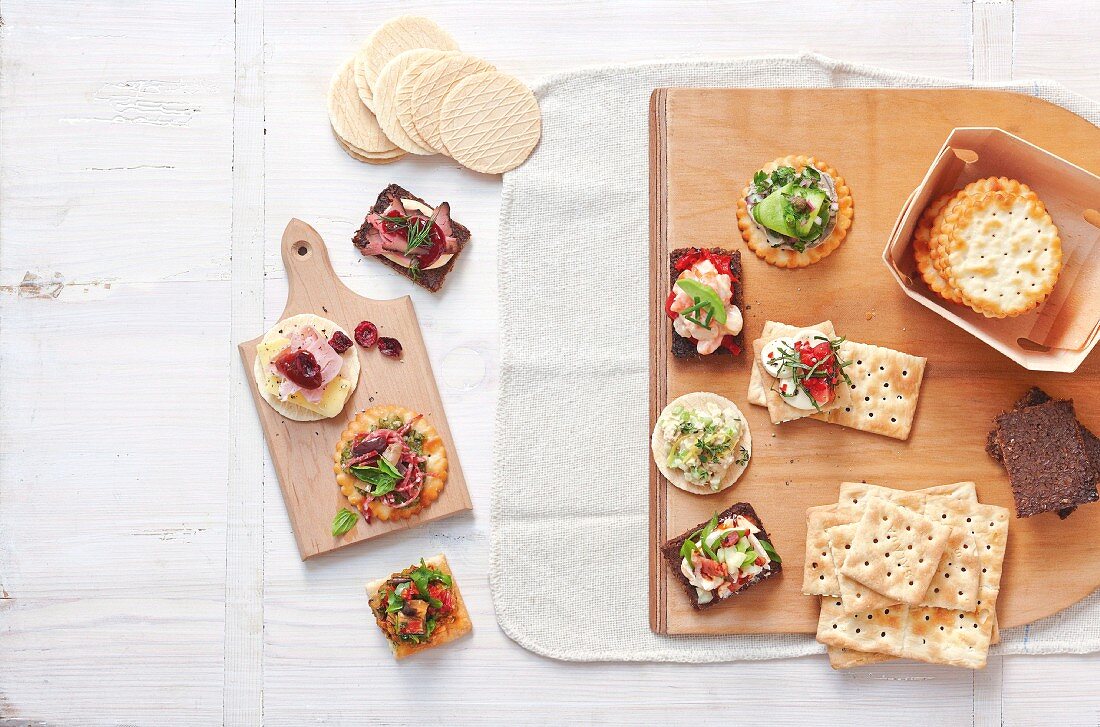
760;539;782;564
350;457;404;496
674;279;727;327
330;507;359;536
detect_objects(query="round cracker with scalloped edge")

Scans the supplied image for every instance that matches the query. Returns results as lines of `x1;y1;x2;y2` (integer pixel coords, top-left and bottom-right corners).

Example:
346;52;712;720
938;189;1062;318
333;405;448;522
374;49;447;155
651;392;752;496
253;314;360;422
912;192;964;304
407;53;497;155
735;155;854;268
927;176;1034;276
328;56;399;156
438;71;541;174
353;15;459;111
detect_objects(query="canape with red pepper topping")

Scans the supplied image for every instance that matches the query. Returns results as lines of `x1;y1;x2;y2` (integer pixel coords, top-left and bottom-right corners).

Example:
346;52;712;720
666;247;744;359
366;554;472;659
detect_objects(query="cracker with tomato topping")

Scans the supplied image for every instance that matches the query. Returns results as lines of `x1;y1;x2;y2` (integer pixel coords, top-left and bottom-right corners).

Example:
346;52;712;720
736;155;854;269
333;405;448;522
366;553;472;659
753;322;850;424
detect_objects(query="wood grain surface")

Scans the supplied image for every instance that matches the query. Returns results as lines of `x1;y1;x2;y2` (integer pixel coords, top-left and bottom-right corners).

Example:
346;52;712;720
649;88;1100;635
238;220;471;559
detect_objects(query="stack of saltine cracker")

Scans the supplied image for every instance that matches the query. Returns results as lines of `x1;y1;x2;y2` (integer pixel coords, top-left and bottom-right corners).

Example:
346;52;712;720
804;482;1010;669
327;15;541;174
747;320;928;440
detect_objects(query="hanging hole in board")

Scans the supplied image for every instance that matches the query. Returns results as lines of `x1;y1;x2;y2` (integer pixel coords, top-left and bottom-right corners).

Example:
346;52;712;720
296;242;312;257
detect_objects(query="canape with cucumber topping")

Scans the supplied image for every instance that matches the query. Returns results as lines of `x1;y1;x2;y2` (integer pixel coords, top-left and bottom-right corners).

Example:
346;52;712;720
736;155;854;269
661;503;782;609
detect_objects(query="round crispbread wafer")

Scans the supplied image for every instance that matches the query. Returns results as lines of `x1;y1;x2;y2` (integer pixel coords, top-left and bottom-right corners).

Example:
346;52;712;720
373;49;446;155
334;133;406;165
735;155;854;268
936;189;1062;318
353;15;459;111
328;56;399;156
333;405;448;522
650;392;752;496
392;49;460;150
437;71;541;174
253;314;361;422
912;192;964;304
406;53;497;155
926;176;1028;276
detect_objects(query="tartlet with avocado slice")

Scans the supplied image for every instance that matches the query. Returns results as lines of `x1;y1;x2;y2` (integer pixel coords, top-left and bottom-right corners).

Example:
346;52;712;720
735;155;854;268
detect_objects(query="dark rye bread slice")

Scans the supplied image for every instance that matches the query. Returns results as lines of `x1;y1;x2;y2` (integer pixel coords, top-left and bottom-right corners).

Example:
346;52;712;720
669;247;744;359
661;502;781;611
352;183;471;292
993;398;1100;518
986;387;1100;518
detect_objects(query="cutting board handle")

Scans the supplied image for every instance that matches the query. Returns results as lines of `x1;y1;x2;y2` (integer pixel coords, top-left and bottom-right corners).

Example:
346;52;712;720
281;218;349;306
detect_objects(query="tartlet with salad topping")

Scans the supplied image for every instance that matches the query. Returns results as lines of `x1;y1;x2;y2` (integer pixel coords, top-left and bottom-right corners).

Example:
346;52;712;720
651;392;752;495
252;313;360;421
366;554;472;659
735;155;854;268
666;247;744;358
754;325;852;425
661;502;782;609
333;405;448;524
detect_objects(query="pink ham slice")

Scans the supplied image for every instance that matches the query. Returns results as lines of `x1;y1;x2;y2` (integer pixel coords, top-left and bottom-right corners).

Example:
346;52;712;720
270;326;343;404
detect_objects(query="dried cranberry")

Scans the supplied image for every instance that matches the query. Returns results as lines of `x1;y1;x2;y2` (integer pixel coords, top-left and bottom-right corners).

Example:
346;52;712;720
378;337;403;358
328;330;353;354
273;349;323;389
354;321;379;348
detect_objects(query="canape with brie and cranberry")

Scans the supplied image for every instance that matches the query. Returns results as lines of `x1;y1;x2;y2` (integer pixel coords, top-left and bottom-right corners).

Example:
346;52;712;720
252;313;360;421
666;247;744;358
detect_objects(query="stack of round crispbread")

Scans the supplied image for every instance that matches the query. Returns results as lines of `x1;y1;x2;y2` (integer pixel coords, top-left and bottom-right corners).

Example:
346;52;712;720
911;176;1062;318
326;15;541;174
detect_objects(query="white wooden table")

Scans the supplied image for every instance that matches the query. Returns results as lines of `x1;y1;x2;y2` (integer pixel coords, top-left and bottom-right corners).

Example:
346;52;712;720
2;2;1098;725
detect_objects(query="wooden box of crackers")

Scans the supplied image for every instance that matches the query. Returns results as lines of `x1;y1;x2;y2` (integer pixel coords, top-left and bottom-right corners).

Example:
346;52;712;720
883;127;1100;372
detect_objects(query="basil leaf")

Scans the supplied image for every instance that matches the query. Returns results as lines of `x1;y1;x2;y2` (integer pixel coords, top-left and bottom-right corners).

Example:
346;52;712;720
330;508;358;536
760;540;782;564
371;479;397;497
376;456;403;479
350;465;396;486
675;279;727;325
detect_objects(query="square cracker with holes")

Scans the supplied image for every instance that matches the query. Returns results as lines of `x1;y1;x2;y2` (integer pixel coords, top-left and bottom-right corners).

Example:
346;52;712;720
801;504;856;597
748;327;926;440
829;523;899;615
753;322;849;424
839;497;953;605
838;481;977;509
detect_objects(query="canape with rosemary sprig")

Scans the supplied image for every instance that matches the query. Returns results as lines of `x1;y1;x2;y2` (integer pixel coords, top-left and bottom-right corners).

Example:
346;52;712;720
661;502;782;609
352;183;470;292
753;325;853;424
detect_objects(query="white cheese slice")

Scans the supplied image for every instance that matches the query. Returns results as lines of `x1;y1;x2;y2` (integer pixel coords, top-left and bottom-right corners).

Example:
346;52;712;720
379;198;454;271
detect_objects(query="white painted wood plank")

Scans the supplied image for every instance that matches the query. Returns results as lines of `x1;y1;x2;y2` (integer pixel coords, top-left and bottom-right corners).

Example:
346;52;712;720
1014;0;1100;100
224;0;267;723
972;0;1014;82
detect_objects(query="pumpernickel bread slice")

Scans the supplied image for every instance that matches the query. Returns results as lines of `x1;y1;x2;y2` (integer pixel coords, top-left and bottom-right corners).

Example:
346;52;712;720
993;398;1100;518
661;502;780;611
352;183;471;292
986;387;1100;518
668;247;744;359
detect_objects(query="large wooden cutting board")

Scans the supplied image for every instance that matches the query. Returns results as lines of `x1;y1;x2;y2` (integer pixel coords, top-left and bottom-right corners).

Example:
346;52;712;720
649;88;1100;635
240;219;471;560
